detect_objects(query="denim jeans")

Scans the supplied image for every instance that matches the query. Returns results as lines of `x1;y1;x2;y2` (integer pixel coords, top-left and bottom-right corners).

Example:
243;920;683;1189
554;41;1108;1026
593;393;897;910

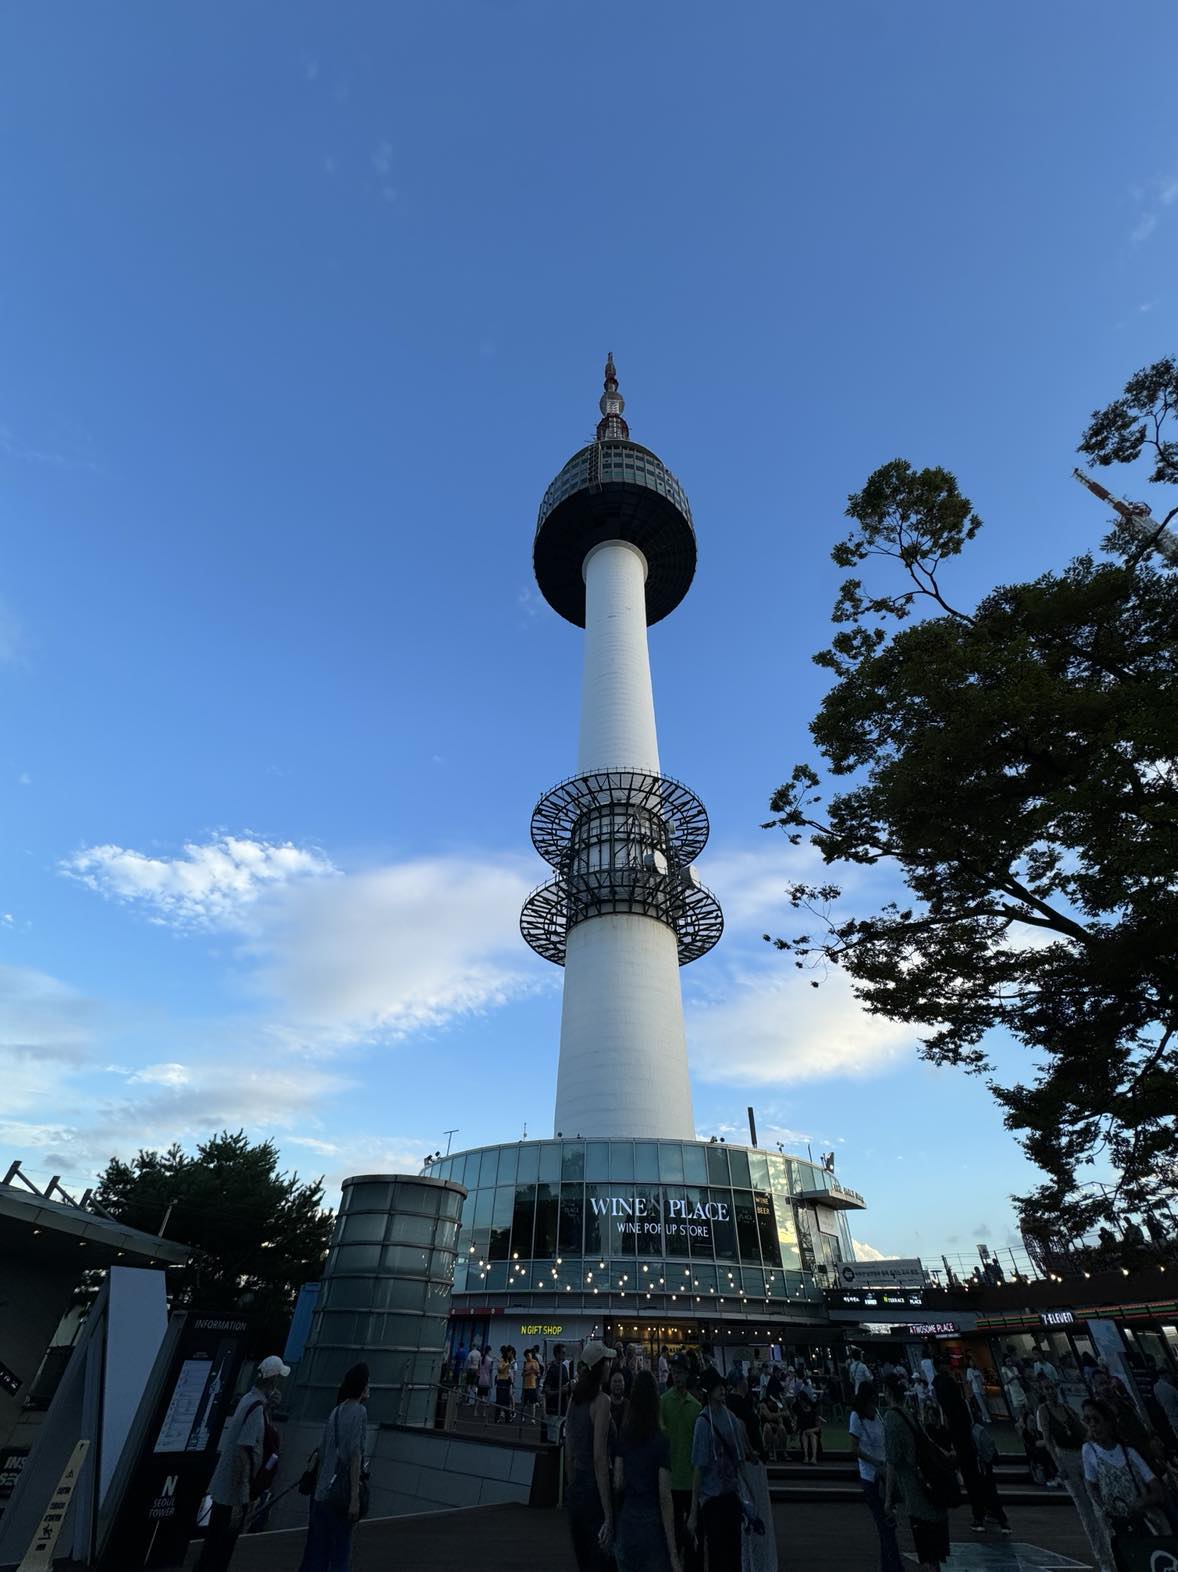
861;1476;903;1572
297;1498;354;1572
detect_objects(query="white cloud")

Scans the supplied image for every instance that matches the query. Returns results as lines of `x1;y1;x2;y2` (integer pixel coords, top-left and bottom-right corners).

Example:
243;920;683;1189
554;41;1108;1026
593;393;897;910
371;140;393;177
292;1132;434;1199
0;963;94;1070
61;835;336;929
1130;170;1178;244
128;1062;190;1087
688;963;913;1087
244;856;538;1045
1;1055;355;1195
286;1135;340;1157
851;1238;886;1261
64;833;541;1049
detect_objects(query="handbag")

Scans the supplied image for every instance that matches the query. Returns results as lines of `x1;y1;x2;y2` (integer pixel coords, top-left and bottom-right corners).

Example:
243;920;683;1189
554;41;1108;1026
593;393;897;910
297;1448;319;1496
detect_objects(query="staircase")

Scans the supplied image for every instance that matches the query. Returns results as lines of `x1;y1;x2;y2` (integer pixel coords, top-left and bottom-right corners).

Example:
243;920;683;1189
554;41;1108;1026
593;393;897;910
766;1450;1069;1506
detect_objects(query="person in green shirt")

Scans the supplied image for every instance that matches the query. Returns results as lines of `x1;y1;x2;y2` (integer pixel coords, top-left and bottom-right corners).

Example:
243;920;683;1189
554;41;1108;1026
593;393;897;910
660;1358;702;1572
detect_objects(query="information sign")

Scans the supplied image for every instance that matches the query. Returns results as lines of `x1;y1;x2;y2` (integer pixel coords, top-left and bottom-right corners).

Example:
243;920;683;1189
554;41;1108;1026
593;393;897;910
97;1313;249;1569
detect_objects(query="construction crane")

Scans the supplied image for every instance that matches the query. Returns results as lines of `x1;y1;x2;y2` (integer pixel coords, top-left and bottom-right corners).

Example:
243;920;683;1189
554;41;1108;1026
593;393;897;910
1072;467;1178;566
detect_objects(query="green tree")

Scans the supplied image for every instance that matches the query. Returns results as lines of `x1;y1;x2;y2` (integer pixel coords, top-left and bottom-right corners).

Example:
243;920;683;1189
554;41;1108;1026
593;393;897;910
764;359;1178;1249
95;1129;333;1355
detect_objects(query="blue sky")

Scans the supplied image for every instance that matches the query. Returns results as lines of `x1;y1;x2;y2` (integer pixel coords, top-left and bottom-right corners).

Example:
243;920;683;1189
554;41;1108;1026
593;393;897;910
1;2;1174;1261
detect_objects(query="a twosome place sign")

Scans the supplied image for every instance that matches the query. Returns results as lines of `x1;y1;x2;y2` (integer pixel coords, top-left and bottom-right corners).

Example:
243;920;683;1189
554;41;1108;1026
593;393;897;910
908;1322;961;1338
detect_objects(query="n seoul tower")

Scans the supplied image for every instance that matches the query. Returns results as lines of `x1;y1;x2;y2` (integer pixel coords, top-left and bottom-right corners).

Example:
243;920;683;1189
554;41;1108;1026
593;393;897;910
521;356;722;1140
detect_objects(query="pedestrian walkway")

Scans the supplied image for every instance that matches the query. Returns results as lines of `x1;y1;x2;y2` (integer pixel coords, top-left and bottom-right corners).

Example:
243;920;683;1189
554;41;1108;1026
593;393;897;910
183;1497;1100;1571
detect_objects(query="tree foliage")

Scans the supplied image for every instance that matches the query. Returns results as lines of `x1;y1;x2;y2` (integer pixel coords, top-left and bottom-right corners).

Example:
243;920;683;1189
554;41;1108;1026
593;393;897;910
95;1129;333;1355
765;359;1178;1245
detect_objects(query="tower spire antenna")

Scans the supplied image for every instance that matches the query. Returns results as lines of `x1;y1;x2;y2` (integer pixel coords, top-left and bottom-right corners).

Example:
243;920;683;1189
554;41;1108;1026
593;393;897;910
596;351;629;441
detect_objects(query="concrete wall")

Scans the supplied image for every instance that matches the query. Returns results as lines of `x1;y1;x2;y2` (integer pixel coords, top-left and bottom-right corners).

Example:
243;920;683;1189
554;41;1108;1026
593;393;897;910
267;1420;541;1530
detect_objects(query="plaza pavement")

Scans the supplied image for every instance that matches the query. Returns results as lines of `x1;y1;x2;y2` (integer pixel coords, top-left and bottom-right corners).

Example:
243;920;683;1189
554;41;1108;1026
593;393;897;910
184;1497;1100;1571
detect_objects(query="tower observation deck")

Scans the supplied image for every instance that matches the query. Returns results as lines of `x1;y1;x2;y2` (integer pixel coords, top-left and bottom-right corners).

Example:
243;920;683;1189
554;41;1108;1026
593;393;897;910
521;357;722;1140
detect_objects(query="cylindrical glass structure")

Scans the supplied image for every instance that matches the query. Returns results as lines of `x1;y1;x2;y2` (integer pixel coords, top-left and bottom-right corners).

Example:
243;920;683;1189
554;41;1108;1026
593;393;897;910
292;1174;466;1427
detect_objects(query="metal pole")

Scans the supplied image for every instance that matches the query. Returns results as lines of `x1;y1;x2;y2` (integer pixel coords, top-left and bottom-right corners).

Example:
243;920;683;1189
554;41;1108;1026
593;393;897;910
443;1129;459;1157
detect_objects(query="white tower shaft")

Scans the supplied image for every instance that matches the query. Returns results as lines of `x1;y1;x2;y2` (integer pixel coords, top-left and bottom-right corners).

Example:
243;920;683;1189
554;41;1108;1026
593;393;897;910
577;541;661;774
554;537;695;1140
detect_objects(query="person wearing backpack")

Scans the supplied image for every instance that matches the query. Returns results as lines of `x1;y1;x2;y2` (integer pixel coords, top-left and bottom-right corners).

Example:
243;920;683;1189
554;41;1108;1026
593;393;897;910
881;1373;951;1572
197;1354;289;1572
1037;1377;1114;1572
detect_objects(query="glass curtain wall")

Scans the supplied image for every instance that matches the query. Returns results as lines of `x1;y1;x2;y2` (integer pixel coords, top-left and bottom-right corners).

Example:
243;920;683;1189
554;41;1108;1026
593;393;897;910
427;1140;847;1311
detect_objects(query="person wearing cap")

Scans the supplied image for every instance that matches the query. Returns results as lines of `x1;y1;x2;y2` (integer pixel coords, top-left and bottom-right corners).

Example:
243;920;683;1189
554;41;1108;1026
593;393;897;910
197;1354;289;1572
660;1358;702;1572
564;1339;615;1568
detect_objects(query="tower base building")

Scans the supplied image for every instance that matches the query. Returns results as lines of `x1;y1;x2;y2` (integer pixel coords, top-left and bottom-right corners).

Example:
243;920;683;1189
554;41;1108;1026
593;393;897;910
429;1135;865;1370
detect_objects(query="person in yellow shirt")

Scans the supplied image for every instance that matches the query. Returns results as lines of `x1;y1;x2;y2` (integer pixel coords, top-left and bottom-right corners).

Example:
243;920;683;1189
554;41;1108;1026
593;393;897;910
523;1349;542;1417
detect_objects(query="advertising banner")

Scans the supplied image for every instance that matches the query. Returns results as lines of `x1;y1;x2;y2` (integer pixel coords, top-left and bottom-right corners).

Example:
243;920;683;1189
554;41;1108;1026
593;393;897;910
835;1259;926;1290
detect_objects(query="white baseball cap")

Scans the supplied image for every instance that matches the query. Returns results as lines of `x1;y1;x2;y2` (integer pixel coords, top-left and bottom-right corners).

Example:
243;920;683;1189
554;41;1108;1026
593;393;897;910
579;1340;614;1370
257;1355;291;1381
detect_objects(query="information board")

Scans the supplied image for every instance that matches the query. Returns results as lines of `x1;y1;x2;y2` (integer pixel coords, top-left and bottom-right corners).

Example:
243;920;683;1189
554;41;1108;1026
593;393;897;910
97;1313;250;1569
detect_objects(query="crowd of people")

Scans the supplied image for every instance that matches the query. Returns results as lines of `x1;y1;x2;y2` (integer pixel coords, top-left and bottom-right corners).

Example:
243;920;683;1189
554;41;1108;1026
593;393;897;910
191;1334;1178;1572
559;1339;778;1572
842;1340;1178;1572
